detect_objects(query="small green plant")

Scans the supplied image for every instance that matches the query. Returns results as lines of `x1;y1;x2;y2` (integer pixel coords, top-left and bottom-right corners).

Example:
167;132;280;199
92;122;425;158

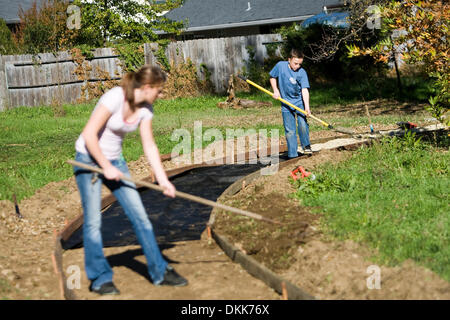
74;44;95;60
199;63;212;83
114;42;145;72
154;40;171;71
0;278;13;298
292;171;353;200
426;88;449;127
242;45;281;90
290;133;450;280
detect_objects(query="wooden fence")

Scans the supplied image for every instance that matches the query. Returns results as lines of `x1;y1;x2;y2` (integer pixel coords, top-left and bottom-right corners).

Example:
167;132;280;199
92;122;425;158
145;34;282;93
0;48;123;111
0;34;282;111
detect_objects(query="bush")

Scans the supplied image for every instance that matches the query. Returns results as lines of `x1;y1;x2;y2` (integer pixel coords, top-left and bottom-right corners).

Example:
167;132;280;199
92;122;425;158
242;44;282;90
163;59;214;99
0;19;19;55
348;0;449;125
277;23;388;83
14;0;78;54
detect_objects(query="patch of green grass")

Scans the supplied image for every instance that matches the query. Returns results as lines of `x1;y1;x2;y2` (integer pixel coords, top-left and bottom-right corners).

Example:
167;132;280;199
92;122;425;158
0;76;434;202
330;113;429;130
0;278;13;299
291;131;450;280
238;76;433;107
0;95;280;202
0;104;92;201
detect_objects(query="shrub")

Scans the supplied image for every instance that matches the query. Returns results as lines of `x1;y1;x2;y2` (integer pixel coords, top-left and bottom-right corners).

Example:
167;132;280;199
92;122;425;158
163;59;214;99
277;23;387;83
348;0;449;125
14;0;78;54
242;44;282;90
0;19;19;55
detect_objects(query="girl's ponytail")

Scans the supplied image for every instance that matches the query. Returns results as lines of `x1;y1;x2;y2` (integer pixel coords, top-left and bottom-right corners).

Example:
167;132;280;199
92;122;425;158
122;72;137;110
121;65;167;111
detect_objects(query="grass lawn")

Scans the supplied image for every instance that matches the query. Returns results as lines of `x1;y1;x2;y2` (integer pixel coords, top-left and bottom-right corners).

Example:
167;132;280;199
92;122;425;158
290;132;449;280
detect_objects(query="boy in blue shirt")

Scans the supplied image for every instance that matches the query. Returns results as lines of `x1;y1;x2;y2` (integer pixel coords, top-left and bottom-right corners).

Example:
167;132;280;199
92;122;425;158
269;49;312;158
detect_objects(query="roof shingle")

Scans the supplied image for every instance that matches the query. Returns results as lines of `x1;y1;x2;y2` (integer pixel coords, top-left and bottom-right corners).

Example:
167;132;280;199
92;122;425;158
0;0;48;24
165;0;343;30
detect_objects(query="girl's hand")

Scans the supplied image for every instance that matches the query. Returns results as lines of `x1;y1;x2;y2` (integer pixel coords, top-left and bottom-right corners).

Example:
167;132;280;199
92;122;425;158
159;180;176;198
103;165;123;181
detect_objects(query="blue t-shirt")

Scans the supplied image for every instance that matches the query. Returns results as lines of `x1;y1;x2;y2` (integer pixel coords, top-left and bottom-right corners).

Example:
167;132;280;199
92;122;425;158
269;61;310;112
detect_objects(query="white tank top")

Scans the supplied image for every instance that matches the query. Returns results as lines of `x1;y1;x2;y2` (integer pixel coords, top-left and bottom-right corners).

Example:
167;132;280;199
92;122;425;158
75;87;153;160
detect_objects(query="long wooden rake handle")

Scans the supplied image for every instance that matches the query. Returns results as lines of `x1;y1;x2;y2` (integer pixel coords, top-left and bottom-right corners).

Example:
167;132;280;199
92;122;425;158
238;75;354;135
67;160;282;225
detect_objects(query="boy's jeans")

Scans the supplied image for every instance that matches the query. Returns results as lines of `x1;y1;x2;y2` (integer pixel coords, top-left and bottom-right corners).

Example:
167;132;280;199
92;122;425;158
73;152;168;289
282;107;310;158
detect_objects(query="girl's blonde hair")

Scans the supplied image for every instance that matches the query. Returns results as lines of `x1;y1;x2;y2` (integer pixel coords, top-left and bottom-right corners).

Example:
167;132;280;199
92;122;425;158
121;65;167;111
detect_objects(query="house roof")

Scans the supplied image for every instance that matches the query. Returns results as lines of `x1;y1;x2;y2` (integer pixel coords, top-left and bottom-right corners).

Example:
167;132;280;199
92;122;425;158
0;0;47;24
165;0;345;32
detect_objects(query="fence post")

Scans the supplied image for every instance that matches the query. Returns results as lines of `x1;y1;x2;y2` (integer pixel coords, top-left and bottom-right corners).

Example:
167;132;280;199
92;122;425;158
144;43;159;66
0;55;11;111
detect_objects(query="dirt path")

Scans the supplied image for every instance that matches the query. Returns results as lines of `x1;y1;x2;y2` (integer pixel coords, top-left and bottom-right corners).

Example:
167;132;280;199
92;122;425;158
0;141;282;300
62;241;279;300
1;178;81;300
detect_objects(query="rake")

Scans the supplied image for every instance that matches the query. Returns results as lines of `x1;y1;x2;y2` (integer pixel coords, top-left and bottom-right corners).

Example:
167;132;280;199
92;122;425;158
67;159;282;225
238;75;354;135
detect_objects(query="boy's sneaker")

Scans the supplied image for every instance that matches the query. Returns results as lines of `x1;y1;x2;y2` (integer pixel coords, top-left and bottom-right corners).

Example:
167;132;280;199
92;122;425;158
303;145;313;154
89;281;120;295
156;265;188;287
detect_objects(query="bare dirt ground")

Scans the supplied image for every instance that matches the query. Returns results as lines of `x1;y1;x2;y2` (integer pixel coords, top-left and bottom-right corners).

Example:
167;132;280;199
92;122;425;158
0;160;281;300
203;98;430;130
0;101;446;300
0;137;283;300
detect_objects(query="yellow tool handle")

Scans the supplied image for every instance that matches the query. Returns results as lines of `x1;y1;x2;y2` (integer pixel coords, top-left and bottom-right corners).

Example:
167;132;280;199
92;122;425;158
244;78;331;128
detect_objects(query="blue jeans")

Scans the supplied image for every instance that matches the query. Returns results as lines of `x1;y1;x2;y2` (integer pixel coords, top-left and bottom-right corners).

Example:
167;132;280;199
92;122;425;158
282;108;311;158
73;152;168;289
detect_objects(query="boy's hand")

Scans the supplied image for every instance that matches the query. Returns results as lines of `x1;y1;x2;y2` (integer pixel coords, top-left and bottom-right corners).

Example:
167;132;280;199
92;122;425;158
305;107;311;116
272;90;281;100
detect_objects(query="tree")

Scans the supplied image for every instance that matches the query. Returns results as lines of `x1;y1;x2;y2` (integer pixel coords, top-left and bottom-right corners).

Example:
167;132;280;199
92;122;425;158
14;0;78;54
276;1;390;82
348;0;449;125
73;0;184;47
285;0;389;63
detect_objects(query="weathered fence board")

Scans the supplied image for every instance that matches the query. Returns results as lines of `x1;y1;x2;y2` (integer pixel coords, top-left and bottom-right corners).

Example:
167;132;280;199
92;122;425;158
0;34;282;110
0;48;124;110
144;34;282;93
